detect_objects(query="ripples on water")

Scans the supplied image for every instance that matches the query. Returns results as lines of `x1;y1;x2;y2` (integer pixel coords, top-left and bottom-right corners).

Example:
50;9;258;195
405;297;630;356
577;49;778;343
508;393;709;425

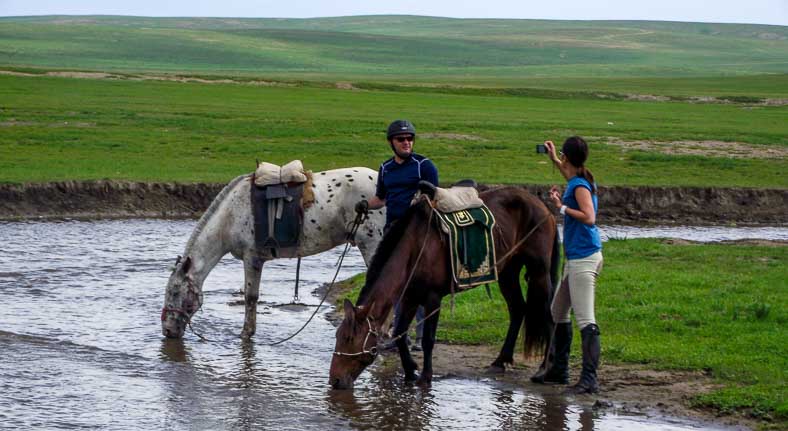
0;219;762;430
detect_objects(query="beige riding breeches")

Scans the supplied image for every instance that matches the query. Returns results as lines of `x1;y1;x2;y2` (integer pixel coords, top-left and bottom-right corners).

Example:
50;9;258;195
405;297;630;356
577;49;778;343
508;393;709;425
551;251;603;330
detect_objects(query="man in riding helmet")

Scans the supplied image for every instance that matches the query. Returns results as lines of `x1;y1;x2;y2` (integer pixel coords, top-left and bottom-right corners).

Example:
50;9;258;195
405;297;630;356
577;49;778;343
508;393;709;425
355;119;439;351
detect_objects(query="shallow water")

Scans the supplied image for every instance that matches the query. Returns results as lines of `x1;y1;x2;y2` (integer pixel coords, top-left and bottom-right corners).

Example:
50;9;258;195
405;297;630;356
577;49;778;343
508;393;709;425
0;219;767;430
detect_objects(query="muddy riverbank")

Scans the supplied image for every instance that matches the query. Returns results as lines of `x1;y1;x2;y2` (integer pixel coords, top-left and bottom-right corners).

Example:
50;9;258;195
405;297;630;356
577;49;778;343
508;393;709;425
322;279;761;431
1;180;786;224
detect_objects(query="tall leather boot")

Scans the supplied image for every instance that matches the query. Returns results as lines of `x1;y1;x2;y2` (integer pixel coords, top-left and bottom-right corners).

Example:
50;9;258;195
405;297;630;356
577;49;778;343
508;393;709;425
567;324;600;394
531;322;572;384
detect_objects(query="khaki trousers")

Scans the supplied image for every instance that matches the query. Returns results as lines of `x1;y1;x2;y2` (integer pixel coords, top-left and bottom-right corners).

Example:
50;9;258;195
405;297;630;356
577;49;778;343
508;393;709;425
551;251;603;330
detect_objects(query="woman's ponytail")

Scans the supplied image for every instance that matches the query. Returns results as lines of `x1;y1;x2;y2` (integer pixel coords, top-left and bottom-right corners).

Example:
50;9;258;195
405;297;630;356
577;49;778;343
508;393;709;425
578;166;597;194
563;136;596;194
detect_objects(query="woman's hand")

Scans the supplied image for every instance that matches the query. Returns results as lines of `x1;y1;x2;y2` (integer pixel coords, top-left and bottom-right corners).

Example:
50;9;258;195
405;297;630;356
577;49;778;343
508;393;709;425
544;141;561;165
549;185;563;209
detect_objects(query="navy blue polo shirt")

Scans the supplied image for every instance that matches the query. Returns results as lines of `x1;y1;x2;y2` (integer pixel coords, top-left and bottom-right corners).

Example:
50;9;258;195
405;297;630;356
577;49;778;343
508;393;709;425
375;153;439;227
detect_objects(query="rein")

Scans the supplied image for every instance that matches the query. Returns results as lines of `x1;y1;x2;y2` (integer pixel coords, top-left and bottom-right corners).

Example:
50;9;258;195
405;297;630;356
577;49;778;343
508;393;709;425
333;201;436;357
384;207;551;346
493;214;550;269
267;209;369;346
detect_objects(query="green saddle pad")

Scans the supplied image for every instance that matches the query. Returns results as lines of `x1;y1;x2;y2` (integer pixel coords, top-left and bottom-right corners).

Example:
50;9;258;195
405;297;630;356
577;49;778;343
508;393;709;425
435;205;498;289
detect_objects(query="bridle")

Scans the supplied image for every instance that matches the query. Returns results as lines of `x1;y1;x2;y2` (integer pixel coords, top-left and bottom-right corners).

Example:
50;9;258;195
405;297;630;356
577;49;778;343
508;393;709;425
160;262;202;324
333;316;380;360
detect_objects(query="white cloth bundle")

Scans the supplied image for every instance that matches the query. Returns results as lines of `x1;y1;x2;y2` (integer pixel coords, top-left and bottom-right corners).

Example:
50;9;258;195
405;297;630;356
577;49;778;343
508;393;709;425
254;160;308;187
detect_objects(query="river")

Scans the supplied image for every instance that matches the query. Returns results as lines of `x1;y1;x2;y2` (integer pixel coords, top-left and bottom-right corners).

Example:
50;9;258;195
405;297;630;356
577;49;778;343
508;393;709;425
2;219;780;430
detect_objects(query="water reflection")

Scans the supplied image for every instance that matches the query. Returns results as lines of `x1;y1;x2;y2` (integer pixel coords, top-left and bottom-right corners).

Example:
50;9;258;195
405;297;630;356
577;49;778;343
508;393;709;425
0;219;747;430
326;378;436;431
160;338;190;363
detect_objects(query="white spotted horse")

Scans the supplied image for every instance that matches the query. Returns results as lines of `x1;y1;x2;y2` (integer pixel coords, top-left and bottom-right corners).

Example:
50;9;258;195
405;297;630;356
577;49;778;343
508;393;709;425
161;167;386;339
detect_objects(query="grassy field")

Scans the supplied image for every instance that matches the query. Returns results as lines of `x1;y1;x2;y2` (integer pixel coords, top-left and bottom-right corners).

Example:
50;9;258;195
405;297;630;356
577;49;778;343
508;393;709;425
1;16;787;84
1;15;786;188
336;239;788;424
1;74;786;188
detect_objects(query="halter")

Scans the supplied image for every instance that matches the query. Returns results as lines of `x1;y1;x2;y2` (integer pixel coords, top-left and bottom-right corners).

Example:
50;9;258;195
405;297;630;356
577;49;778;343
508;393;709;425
333;316;379;359
160;268;203;323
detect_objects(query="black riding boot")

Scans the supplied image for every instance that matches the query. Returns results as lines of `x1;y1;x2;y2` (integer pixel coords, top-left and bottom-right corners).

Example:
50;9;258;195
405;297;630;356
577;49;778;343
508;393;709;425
531;322;572;384
567;324;600;394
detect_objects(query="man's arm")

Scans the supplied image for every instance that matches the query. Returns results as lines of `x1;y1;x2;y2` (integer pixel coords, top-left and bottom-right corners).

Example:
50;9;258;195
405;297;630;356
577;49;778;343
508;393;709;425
422;159;439;186
358;165;386;211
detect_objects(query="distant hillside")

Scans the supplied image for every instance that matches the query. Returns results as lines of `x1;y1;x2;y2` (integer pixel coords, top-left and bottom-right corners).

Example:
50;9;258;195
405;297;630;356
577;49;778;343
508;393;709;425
1;15;786;82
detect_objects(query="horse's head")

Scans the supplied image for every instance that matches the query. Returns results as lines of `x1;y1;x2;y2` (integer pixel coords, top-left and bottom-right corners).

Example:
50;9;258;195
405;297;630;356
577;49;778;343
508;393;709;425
329;299;380;389
161;256;201;339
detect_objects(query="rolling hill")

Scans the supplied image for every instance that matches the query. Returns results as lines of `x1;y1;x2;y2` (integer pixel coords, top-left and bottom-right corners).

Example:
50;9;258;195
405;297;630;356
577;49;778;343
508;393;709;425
1;15;786;84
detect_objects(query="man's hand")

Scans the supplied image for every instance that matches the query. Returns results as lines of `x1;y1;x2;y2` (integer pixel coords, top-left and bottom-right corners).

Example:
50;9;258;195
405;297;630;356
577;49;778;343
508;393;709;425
355;199;369;215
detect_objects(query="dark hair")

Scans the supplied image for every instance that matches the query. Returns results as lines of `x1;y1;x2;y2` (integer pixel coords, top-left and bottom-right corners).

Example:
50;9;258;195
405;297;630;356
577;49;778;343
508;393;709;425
562;136;597;194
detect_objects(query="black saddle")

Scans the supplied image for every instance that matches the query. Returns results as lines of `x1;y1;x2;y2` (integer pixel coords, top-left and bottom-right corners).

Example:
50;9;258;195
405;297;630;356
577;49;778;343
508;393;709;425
251;177;304;257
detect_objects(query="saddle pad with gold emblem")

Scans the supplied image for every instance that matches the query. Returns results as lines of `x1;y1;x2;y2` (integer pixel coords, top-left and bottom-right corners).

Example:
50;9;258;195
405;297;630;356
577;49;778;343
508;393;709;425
435;205;498;289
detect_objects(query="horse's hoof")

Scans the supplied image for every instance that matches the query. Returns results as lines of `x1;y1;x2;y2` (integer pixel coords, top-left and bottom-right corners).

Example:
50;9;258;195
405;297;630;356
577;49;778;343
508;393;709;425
404;371;419;383
416;377;432;388
487;364;506;374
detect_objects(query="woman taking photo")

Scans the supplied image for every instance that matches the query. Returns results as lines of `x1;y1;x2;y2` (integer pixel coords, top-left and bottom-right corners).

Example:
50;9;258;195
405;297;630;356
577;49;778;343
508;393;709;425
532;136;603;394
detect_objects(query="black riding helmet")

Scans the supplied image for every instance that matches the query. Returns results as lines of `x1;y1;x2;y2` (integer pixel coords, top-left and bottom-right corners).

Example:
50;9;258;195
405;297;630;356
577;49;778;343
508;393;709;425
386;120;416;140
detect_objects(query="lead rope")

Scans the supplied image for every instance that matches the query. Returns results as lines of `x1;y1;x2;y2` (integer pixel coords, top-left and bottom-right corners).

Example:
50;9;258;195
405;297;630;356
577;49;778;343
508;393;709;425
267;210;368;346
293;256;301;303
186;291;212;342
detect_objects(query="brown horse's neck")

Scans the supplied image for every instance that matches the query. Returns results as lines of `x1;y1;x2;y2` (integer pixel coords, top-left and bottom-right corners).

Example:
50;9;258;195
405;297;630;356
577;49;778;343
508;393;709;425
357;232;421;325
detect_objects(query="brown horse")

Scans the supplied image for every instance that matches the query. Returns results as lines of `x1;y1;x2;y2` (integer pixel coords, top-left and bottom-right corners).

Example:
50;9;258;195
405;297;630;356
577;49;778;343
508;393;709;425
329;184;560;389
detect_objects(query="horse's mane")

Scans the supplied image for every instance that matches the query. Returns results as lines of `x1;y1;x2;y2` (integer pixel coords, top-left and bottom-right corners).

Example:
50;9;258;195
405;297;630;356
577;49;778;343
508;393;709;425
357;199;432;305
183;174;249;253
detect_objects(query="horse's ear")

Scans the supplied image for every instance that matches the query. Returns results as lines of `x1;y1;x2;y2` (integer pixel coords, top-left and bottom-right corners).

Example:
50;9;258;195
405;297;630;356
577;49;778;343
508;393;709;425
418;180;437;199
343;298;356;322
180;256;192;274
357;301;375;319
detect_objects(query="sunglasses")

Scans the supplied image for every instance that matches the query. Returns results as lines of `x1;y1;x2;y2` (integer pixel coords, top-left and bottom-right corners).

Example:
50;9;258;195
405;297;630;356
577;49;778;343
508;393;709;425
394;135;415;143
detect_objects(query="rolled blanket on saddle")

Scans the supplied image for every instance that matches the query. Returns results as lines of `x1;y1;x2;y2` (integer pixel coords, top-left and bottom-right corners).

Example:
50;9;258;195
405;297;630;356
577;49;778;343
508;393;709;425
254;160;308;187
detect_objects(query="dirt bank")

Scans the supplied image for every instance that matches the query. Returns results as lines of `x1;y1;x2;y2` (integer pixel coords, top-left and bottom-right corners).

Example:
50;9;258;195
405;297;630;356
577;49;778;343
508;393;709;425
0;180;225;220
4;180;784;225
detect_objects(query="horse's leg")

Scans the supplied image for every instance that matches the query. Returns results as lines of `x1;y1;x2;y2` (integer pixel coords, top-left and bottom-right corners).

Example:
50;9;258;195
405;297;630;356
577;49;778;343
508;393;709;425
416;294;442;388
241;255;264;339
489;264;526;373
394;300;420;382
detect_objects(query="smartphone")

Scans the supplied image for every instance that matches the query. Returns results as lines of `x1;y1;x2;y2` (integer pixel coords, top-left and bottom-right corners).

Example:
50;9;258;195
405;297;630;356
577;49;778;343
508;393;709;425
536;144;547;154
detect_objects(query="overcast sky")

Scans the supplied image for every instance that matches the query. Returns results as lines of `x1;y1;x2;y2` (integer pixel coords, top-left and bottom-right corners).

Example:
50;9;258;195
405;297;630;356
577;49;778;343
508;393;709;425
1;0;786;26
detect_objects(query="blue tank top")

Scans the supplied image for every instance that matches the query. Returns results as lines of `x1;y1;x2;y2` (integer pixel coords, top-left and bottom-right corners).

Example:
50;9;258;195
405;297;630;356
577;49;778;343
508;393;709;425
562;176;602;259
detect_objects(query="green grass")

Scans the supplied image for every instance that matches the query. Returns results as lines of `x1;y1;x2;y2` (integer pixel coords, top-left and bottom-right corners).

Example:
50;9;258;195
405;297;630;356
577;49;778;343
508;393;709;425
1;16;787;84
336;239;788;423
1;74;786;188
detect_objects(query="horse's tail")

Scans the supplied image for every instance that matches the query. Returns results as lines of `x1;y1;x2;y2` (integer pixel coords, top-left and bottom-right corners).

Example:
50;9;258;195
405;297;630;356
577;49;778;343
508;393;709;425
550;227;561;294
522;219;559;357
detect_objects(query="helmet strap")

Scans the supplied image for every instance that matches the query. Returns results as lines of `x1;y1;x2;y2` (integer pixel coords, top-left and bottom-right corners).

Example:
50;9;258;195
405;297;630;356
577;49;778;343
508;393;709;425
390;142;412;160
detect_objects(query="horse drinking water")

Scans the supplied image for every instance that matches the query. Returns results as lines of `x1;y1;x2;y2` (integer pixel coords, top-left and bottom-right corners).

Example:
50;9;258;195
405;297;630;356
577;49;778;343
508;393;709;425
161;167;385;339
330;184;559;389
